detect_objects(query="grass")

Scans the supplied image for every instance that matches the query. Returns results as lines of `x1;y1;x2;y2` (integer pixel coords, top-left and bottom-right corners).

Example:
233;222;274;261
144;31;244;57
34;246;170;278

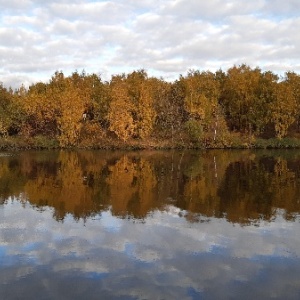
2;134;300;151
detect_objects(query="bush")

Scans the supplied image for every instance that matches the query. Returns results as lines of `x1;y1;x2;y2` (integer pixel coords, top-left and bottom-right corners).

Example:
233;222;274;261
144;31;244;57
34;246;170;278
78;122;107;147
184;119;203;143
254;137;300;149
32;135;59;149
0;136;36;150
222;132;251;148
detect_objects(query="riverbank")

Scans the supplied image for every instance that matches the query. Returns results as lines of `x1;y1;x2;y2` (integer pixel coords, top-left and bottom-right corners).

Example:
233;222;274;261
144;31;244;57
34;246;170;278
2;135;300;151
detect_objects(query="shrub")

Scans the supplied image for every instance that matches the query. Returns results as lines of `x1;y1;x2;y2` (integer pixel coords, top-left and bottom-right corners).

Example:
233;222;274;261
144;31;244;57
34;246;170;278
184;119;203;143
32;135;59;149
254;137;300;149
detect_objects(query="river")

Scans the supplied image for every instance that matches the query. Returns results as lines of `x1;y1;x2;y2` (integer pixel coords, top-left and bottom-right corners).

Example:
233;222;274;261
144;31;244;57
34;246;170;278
0;150;300;299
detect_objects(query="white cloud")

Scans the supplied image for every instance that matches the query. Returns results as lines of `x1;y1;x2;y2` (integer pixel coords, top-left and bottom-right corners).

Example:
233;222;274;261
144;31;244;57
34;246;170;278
263;0;300;17
0;0;300;88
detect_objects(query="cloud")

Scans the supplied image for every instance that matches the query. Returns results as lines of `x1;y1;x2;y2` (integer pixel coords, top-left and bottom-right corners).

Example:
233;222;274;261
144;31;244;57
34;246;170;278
164;0;264;21
0;0;32;13
0;0;300;88
263;0;300;18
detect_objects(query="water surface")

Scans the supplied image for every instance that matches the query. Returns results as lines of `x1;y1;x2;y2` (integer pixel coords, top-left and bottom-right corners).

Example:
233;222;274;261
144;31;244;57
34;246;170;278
0;150;300;299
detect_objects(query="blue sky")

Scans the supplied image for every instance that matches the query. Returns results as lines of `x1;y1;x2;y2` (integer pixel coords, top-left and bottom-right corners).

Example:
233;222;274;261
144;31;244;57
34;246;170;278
0;0;300;88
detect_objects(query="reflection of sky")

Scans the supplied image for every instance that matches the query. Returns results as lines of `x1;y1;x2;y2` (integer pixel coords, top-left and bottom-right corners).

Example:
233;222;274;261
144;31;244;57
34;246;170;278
100;210;123;232
0;200;300;299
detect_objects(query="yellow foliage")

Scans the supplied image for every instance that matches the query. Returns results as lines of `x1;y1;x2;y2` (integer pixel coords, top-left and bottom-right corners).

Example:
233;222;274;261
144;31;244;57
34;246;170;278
79;122;105;144
0;121;7;137
23;77;86;146
108;80;135;141
270;82;297;139
183;71;220;133
57;84;85;146
136;82;156;139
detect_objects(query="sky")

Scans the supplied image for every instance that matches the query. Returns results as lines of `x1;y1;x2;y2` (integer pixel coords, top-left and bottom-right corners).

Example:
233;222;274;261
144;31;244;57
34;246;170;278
1;0;300;88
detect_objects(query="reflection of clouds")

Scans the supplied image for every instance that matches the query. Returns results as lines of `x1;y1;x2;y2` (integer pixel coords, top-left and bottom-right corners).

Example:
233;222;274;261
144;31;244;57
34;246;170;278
131;246;160;263
0;265;35;284
99;210;123;232
52;260;109;274
1;201;300;299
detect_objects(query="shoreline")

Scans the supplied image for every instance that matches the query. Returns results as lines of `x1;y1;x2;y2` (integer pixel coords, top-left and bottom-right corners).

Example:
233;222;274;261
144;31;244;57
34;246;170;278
2;136;300;151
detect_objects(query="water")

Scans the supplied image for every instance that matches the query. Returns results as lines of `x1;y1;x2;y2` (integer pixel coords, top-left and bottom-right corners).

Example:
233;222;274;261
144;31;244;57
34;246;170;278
0;150;300;299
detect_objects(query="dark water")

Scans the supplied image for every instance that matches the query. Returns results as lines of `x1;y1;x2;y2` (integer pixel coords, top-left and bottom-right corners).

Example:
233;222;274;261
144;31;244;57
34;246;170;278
0;150;300;299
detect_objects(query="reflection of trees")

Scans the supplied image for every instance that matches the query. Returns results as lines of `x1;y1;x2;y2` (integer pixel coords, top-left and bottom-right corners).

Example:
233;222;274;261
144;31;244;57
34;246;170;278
271;157;300;220
23;151;107;221
106;155;159;218
0;155;27;203
181;151;228;219
218;160;274;223
0;150;300;224
217;156;300;224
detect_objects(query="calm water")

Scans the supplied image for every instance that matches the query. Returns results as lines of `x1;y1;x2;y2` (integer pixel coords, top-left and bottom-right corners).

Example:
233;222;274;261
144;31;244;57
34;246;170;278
0;150;300;299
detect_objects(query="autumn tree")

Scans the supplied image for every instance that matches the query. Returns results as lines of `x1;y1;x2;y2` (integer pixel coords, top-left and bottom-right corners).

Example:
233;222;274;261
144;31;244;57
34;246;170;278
57;78;85;146
107;70;157;141
23;71;85;146
158;79;186;142
285;72;300;131
150;78;172;138
108;75;135;142
24;82;58;137
88;74;110;127
69;71;109;124
270;80;297;139
220;65;263;134
181;70;228;144
255;71;278;136
126;70;156;139
0;83;13;136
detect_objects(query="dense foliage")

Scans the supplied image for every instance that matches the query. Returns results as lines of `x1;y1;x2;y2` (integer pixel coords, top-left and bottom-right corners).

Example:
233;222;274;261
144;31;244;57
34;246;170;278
1;65;300;149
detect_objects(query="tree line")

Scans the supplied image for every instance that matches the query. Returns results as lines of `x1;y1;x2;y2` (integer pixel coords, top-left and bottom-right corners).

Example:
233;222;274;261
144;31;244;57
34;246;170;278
1;64;300;148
